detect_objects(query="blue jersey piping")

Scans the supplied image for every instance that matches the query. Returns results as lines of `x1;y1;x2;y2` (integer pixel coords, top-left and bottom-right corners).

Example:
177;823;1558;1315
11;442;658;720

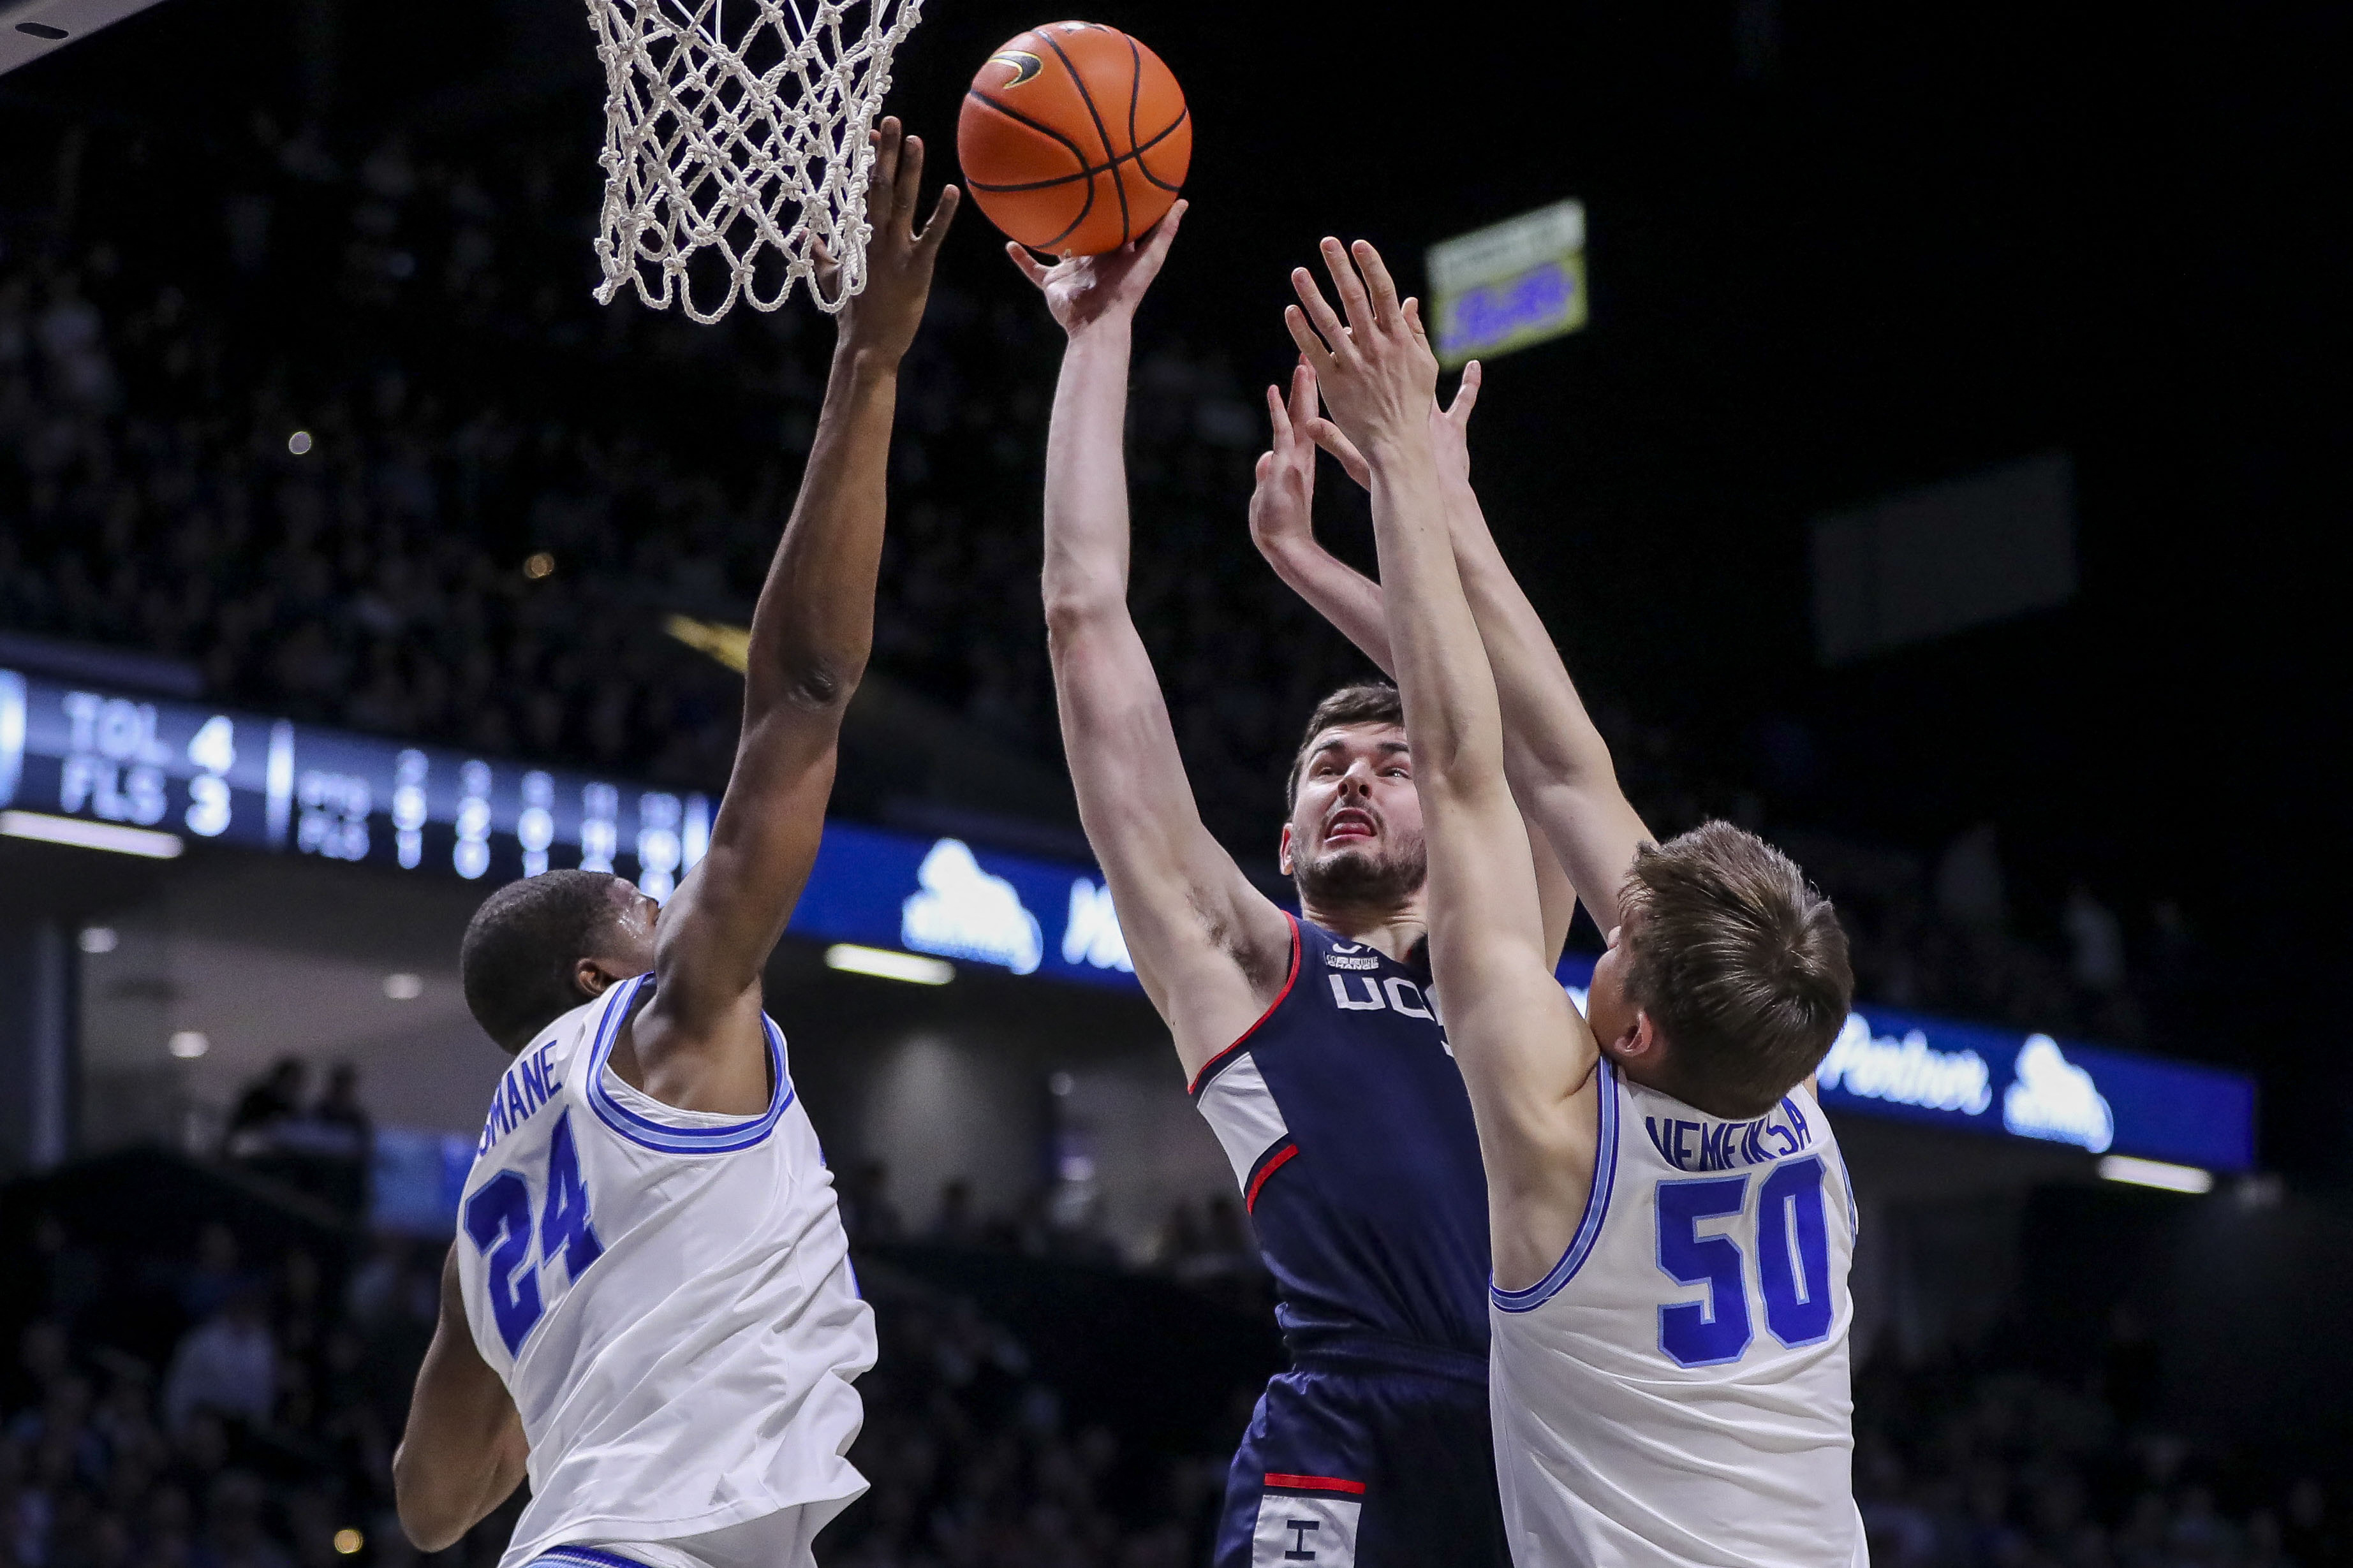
1492;1060;1621;1313
585;973;793;1154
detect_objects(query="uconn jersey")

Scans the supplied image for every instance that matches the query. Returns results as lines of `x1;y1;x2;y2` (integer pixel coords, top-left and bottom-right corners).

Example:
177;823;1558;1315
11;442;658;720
1489;1065;1864;1567
455;975;874;1568
1191;916;1510;1568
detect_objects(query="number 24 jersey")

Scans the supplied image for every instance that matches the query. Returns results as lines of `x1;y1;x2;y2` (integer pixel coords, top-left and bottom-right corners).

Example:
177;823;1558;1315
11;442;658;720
454;975;874;1568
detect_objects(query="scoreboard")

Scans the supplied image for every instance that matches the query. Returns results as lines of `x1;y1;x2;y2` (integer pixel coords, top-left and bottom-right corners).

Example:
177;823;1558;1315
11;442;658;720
1;666;709;897
1;663;2259;1173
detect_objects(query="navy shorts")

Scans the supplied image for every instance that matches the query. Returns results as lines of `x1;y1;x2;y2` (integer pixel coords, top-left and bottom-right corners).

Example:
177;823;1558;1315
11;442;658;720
1212;1343;1511;1568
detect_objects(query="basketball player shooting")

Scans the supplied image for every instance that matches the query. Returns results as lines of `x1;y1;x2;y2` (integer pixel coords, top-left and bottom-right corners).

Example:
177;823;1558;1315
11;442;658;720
389;121;955;1568
1283;237;1866;1567
1012;212;1574;1568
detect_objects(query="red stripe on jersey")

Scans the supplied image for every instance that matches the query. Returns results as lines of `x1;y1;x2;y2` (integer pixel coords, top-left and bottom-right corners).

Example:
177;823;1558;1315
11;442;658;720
1188;914;1302;1097
1244;1143;1299;1212
1264;1472;1366;1495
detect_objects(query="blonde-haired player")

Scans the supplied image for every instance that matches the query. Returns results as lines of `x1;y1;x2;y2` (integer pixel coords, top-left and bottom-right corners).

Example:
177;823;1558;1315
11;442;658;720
1280;237;1864;1567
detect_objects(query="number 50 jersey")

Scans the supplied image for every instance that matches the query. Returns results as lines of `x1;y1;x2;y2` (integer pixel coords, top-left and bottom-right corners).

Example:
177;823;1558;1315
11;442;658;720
1488;1065;1864;1567
455;974;874;1568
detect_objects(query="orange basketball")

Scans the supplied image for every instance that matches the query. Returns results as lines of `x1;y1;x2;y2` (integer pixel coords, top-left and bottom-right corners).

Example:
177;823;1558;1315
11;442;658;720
957;21;1191;258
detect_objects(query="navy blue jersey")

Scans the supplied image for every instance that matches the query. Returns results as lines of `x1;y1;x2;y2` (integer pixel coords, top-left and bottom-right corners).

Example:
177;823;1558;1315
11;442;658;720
1188;915;1492;1359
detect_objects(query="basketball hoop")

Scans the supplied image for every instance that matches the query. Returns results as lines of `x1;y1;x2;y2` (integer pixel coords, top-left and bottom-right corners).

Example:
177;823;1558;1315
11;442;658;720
586;0;925;323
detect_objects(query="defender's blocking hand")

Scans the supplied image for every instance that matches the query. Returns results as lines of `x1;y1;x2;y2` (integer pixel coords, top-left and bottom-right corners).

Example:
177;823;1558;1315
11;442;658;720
1308;359;1482;494
835;118;960;360
1283;238;1440;450
1248;360;1325;562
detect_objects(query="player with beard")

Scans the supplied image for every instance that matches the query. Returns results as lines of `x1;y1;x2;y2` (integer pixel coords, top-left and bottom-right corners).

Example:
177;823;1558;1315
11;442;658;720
1012;209;1571;1568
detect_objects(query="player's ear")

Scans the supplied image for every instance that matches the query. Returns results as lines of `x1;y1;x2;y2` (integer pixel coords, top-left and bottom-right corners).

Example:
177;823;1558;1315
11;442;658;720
1276;823;1296;877
574;956;615;998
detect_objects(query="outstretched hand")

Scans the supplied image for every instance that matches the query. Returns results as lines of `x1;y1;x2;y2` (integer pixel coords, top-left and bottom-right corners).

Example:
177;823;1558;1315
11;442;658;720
1008;200;1188;335
834;117;960;359
1308;359;1482;492
1248;360;1325;561
1284;237;1439;450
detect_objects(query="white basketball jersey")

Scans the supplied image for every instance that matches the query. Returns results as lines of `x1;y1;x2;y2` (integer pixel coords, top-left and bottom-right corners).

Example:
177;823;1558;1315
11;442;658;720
1489;1064;1864;1567
455;974;875;1568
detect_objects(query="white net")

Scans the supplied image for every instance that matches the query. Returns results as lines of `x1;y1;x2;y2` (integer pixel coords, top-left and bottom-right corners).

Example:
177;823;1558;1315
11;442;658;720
586;0;925;323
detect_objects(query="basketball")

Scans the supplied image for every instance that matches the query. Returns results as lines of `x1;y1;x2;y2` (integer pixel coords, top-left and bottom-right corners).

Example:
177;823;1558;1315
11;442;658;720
957;20;1191;258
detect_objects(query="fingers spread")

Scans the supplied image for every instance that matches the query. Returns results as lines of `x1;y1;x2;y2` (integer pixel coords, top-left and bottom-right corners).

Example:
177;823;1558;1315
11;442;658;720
870;118;903;220
1306;417;1373;489
1320;237;1377;335
1449;360;1483;419
1140;198;1188;260
1289;268;1348;355
1283;302;1331;363
916;184;961;251
1265;383;1292;441
1288;360;1320;425
1352;239;1404;324
894;131;926;227
1006;241;1053;288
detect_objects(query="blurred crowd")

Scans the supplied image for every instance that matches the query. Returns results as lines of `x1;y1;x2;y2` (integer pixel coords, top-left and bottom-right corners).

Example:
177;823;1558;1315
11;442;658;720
0;1210;1237;1568
0;106;2187;1044
1855;1357;2347;1568
5;1201;2343;1568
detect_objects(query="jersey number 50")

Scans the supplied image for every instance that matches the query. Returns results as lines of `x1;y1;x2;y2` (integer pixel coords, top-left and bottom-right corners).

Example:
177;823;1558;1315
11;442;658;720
1654;1155;1834;1367
465;1110;606;1355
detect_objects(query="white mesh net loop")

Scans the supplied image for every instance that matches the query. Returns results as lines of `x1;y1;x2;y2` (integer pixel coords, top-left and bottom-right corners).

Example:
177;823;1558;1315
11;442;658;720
587;0;925;323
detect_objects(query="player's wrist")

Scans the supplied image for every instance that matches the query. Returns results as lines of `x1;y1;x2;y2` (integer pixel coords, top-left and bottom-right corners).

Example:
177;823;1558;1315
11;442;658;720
830;339;906;381
1062;312;1135;346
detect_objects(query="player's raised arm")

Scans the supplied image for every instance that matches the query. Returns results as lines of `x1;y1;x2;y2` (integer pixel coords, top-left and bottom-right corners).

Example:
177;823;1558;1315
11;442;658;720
633;121;957;1108
1249;360;1581;960
1287;240;1600;1280
1258;361;1652;935
1010;206;1294;1074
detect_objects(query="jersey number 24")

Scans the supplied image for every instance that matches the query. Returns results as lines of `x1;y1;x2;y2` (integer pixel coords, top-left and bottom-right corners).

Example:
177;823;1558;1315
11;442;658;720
1655;1155;1834;1367
465;1110;606;1355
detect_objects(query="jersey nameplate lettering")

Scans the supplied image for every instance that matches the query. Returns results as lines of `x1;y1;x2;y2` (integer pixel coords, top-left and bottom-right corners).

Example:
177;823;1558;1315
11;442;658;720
1641;1094;1813;1175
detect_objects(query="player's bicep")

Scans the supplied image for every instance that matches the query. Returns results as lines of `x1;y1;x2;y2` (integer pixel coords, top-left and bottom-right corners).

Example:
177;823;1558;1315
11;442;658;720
653;704;839;1025
1048;614;1288;1041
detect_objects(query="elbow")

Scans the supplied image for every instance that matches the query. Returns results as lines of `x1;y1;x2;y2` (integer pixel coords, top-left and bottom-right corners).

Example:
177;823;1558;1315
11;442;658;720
756;653;865;715
391;1451;465;1553
1042;584;1123;641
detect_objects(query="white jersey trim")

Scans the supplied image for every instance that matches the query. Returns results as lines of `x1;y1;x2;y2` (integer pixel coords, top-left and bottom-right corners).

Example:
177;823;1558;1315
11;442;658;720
1493;1060;1623;1314
584;974;793;1155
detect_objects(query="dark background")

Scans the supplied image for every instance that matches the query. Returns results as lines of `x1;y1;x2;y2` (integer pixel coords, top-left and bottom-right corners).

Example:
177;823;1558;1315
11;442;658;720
5;0;2345;1172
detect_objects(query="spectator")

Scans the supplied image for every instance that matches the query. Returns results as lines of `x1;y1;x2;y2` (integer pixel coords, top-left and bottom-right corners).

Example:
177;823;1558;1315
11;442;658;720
161;1289;274;1432
929;1179;978;1248
224;1061;307;1159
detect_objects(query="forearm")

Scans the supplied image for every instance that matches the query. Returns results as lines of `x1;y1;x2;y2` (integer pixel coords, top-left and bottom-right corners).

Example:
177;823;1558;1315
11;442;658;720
1444;478;1615;789
1365;434;1504;791
1261;538;1394;675
746;343;901;707
1040;325;1137;623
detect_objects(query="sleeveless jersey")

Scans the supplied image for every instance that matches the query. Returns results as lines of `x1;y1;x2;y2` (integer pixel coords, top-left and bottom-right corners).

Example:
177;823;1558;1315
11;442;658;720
1188;915;1492;1359
454;974;874;1568
1489;1064;1864;1567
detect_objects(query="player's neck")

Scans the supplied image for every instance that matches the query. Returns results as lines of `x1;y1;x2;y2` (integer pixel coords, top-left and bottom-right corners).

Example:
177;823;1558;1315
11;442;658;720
1301;898;1428;964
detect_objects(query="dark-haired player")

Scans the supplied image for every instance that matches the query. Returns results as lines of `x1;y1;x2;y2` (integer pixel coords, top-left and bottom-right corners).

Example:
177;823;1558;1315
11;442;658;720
391;122;956;1568
1284;236;1862;1565
1012;209;1574;1568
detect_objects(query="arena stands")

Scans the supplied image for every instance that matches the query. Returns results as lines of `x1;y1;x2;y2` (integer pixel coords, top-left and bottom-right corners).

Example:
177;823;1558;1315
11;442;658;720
0;108;2189;1051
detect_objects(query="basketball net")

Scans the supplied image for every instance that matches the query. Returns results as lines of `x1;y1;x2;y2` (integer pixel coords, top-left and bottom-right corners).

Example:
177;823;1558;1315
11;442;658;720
587;0;924;323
